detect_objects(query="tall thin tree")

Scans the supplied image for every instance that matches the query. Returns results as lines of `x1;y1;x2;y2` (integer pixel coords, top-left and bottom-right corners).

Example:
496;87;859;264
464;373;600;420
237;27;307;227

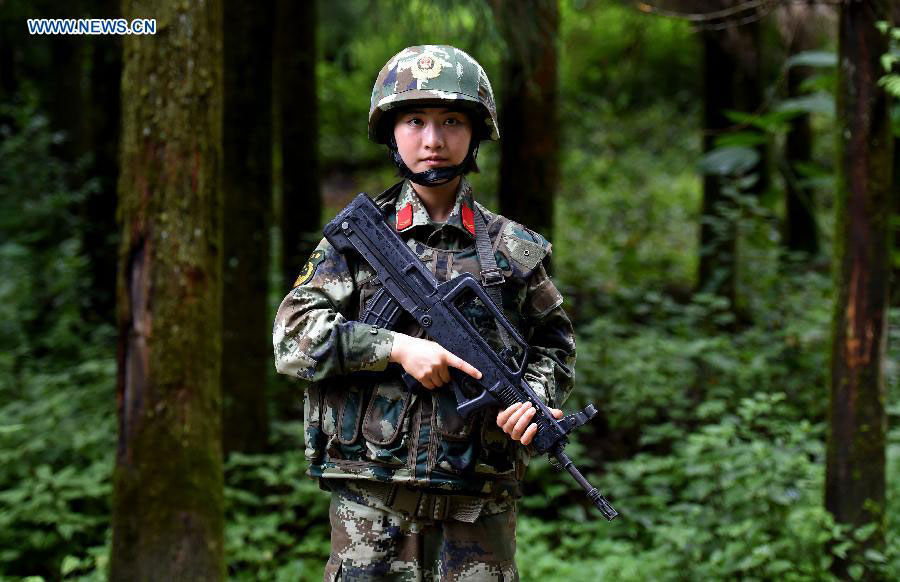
488;0;559;238
83;0;123;322
110;0;225;579
780;4;820;257
277;0;321;291
825;1;892;579
892;4;900;307
698;13;766;309
222;0;273;454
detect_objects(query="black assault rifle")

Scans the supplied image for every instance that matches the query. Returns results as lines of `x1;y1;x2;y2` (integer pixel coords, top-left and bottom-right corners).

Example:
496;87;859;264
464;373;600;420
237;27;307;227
324;193;618;521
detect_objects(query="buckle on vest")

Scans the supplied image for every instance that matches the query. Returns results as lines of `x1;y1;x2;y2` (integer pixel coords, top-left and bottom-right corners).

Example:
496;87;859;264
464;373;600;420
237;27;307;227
481;268;505;287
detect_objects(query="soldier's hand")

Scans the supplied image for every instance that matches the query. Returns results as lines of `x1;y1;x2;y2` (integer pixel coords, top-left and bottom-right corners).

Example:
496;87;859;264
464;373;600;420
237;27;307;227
497;402;563;446
389;332;482;389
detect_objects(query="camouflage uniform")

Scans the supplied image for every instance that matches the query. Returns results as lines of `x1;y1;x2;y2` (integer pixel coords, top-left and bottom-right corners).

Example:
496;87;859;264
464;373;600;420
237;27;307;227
273;45;575;581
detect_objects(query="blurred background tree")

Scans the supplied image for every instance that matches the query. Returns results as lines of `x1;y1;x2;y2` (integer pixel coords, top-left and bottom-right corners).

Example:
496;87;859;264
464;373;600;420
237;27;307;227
109;0;225;579
0;0;897;580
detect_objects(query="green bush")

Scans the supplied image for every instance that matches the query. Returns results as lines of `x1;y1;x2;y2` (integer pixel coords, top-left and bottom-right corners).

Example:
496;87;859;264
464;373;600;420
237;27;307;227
0;94;115;580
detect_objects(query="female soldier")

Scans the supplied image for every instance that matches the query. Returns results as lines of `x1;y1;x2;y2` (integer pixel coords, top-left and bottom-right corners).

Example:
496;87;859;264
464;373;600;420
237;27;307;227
273;45;575;581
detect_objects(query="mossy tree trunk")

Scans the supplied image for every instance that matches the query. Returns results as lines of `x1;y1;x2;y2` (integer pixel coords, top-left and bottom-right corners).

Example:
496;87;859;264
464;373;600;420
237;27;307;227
110;0;225;579
489;0;559;238
825;1;892;579
221;0;273;455
277;0;321;292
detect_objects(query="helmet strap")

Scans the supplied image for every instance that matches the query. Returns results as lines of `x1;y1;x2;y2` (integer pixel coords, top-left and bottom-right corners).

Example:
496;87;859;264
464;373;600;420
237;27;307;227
388;137;480;187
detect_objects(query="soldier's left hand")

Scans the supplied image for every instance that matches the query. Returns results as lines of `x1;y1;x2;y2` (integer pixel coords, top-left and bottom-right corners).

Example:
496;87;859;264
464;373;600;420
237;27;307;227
496;402;563;446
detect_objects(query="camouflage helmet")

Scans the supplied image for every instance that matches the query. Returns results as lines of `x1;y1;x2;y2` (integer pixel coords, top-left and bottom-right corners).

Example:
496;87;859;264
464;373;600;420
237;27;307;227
369;45;500;144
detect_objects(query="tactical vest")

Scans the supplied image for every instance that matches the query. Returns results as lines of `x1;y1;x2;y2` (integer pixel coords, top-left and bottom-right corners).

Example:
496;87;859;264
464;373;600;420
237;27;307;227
303;191;553;495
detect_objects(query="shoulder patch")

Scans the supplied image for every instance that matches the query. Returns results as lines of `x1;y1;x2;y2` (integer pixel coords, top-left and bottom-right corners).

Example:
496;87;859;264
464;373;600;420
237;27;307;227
498;220;552;271
501;234;546;270
293;250;326;287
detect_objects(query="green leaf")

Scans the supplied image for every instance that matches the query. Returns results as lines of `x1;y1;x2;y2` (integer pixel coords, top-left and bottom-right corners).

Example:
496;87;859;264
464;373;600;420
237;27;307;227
698;146;760;176
853;522;878;542
775;92;835;116
61;555;81;575
864;549;886;563
878;74;900;98
784;50;837;69
714;131;768;148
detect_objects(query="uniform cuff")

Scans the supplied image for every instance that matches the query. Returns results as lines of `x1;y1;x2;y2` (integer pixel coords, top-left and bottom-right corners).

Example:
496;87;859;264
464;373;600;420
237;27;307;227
353;324;395;372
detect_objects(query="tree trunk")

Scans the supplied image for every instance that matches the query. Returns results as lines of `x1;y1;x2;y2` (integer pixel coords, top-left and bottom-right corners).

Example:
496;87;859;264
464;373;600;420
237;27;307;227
825;2;892;580
47;35;88;164
82;0;122;323
110;0;225;579
782;6;819;257
893;136;899;307
698;14;766;310
489;0;559;239
221;0;273;454
699;27;738;305
277;0;321;292
892;4;900;308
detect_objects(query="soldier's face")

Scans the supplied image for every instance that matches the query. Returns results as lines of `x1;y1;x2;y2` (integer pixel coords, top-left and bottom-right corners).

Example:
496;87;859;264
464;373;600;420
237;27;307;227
393;108;472;174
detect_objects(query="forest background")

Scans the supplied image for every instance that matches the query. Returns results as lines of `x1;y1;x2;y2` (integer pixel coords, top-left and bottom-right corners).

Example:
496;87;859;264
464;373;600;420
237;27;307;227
0;0;898;580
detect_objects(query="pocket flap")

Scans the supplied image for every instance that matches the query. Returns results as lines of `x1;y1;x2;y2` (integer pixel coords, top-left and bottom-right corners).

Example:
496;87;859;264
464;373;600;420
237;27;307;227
362;382;411;445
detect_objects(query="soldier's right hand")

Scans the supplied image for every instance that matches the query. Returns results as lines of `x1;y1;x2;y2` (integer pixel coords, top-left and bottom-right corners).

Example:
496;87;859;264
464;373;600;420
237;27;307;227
389;332;482;389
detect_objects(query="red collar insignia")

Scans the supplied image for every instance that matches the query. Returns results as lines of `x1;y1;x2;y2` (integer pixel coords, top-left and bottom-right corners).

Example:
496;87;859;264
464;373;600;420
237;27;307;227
396;203;413;231
461;203;475;236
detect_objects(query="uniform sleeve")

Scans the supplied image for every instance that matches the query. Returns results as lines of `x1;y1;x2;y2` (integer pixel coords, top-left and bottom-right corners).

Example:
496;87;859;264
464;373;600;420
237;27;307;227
521;260;576;410
272;238;395;381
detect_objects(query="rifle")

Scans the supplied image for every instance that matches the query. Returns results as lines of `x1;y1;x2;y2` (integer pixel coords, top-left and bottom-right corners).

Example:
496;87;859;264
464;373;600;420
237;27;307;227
323;193;618;521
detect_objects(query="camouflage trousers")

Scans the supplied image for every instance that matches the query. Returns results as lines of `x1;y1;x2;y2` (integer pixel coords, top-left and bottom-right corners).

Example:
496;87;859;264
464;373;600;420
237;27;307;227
324;482;519;581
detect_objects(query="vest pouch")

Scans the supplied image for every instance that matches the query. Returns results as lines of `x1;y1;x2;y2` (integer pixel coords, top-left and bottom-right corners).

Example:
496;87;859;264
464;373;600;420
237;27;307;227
338;383;364;445
473;413;516;476
480;412;512;453
432;386;477;440
361;381;411;446
320;381;344;437
303;383;325;464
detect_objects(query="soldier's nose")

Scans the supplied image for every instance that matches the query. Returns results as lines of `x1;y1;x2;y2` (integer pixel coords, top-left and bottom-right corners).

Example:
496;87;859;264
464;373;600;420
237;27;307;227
422;124;444;150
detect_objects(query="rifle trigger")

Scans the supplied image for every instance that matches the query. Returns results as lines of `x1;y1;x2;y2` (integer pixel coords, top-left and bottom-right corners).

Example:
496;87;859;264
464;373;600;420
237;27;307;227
558;403;599;434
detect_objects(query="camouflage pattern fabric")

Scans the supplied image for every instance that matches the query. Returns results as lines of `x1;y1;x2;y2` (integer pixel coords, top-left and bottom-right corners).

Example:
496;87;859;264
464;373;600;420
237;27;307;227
369;45;499;143
324;483;518;581
272;177;576;496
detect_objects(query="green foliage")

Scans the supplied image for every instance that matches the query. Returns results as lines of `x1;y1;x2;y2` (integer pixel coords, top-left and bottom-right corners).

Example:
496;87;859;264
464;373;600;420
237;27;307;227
554;101;701;294
560;0;698;111
224;423;331;582
0;94;114;580
518;394;838;582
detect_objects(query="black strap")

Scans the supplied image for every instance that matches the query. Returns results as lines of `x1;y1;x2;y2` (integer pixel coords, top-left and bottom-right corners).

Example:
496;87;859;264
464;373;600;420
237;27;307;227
473;207;512;351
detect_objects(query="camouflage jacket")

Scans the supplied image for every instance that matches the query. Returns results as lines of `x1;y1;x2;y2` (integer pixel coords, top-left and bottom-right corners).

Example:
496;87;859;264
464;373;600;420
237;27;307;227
273;178;576;497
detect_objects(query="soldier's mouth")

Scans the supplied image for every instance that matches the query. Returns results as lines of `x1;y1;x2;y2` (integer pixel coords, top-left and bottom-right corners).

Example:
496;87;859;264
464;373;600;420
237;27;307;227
422;157;448;166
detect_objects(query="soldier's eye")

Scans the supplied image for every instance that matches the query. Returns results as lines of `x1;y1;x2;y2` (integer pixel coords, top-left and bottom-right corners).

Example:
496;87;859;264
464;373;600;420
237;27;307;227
408;117;424;126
